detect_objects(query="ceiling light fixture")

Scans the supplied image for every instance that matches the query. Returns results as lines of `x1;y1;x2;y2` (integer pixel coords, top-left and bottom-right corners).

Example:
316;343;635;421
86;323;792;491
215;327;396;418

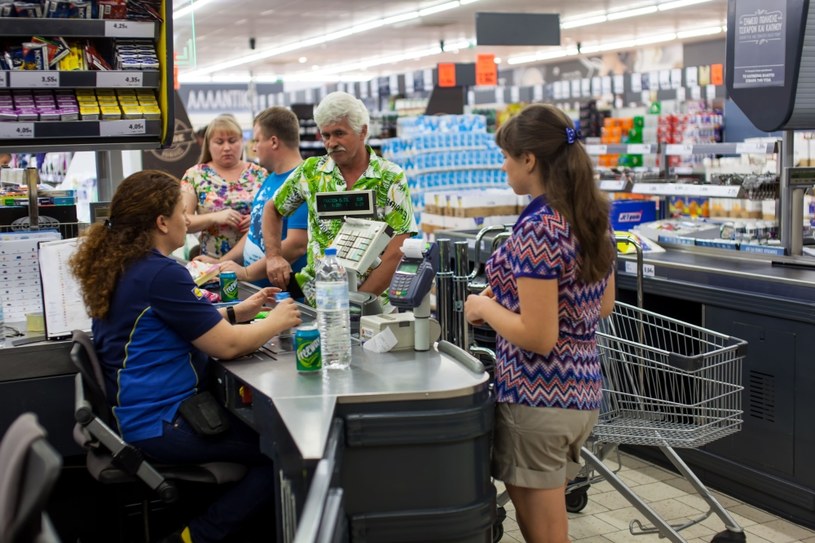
558;0;713;30
658;0;713;10
172;0;219;21
180;0;478;78
606;6;659;21
676;25;724;38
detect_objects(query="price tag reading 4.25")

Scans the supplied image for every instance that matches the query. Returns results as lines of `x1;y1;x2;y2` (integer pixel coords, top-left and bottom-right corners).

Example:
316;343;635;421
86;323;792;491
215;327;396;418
0;123;35;139
10;71;59;88
97;71;143;87
104;20;154;38
100;119;147;137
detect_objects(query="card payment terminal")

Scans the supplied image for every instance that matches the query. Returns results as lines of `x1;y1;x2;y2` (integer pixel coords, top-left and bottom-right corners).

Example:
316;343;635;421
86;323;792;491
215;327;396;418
388;242;439;309
387;240;439;351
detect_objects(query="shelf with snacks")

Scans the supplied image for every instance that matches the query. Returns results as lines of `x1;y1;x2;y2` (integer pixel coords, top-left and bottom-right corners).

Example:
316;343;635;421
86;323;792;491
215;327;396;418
0;0;172;152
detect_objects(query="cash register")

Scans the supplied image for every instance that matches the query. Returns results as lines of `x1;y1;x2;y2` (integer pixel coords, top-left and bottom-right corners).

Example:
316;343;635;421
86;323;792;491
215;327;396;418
316;190;393;321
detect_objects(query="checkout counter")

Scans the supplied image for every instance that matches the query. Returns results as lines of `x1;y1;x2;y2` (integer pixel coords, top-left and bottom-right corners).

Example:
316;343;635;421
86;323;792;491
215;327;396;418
440;225;815;529
210;222;496;543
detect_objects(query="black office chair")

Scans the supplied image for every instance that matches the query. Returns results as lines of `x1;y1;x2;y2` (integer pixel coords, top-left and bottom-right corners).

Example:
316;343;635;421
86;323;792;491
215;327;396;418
0;413;62;543
69;330;247;541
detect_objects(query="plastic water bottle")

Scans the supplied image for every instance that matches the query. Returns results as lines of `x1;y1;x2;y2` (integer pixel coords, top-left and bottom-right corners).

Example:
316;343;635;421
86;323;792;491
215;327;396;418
315;247;352;370
275;292;293;352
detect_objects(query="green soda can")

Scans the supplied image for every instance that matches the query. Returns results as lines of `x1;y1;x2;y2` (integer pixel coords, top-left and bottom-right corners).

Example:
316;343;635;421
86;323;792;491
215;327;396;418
220;271;239;302
295;324;321;373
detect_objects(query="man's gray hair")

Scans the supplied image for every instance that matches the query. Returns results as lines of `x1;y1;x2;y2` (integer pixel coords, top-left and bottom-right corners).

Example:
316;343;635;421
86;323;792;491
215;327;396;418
314;91;370;135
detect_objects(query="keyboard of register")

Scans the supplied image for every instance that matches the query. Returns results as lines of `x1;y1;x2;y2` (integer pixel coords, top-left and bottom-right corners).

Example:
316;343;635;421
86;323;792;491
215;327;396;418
333;229;373;263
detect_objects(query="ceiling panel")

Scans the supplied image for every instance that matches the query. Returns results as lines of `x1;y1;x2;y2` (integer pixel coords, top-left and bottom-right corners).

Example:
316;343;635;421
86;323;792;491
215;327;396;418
172;0;728;83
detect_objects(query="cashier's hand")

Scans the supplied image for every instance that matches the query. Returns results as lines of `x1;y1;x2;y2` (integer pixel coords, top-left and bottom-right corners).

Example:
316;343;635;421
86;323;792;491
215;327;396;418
266;255;292;289
268;298;302;332
464;293;492;327
480;286;494;299
236;287;280;322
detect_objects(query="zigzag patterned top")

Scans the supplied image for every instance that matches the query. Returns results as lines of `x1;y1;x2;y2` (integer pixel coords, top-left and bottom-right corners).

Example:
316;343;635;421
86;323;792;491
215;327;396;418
486;195;608;410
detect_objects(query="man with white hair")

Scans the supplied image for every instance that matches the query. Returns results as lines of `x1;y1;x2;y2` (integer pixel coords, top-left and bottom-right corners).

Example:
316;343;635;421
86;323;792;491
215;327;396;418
263;91;417;306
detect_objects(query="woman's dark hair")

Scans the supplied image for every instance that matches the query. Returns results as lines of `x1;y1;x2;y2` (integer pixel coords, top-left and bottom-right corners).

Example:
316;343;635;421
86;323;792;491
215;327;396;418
69;170;181;319
495;103;614;283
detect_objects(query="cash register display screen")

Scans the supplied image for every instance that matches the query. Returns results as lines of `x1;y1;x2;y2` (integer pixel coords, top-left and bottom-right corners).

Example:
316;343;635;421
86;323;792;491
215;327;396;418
397;261;419;274
316;192;372;214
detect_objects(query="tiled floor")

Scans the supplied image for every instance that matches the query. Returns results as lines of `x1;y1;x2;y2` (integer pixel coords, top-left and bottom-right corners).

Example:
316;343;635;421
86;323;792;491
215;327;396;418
495;451;815;543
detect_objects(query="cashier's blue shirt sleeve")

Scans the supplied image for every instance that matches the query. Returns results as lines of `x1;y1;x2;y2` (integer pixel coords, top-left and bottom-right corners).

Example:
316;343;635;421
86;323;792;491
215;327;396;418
95;251;224;443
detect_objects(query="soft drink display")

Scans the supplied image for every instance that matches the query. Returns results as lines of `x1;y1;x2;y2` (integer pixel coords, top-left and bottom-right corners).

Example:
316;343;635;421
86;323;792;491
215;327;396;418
315;247;352;370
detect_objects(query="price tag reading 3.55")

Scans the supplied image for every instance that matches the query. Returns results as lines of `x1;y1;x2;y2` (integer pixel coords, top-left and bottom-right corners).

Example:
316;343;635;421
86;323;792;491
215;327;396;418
10;72;59;88
100;119;147;137
0;123;35;139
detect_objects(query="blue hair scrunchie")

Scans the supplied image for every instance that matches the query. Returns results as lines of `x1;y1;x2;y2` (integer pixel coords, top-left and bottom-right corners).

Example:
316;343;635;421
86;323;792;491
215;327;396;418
565;127;582;145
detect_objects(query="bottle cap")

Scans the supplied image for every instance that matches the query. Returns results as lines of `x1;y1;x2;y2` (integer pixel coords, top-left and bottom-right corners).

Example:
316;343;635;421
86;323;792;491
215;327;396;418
324;247;337;256
275;292;291;301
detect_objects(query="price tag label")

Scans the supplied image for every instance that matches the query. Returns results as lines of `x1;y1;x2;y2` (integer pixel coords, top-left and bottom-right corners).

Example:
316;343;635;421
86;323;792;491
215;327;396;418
633;183;670;195
626;144;652;154
10;71;59;88
0;122;35;139
665;144;695;155
0;72;6;88
104;20;154;38
599;180;627;191
585;144;608;155
736;142;770;154
99;119;147;137
97;71;144;87
625;261;655;277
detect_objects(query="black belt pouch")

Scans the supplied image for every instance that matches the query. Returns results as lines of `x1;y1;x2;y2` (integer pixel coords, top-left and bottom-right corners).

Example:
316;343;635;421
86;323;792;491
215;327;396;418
178;391;230;436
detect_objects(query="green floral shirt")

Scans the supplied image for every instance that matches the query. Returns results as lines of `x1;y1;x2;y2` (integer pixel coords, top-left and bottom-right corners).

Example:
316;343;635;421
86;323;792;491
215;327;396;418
181;162;267;257
273;146;418;305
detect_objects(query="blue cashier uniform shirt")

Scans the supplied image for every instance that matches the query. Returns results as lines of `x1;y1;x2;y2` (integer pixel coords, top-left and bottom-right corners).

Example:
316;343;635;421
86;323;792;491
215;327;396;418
92;250;223;443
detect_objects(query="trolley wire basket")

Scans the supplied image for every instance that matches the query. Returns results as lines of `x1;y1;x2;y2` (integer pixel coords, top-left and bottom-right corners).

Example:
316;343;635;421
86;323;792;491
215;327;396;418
594;301;746;449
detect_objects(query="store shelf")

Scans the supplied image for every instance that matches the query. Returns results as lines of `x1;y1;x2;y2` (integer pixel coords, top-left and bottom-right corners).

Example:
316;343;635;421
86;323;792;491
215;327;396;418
585;143;658;155
0;119;161;141
664;142;777;155
631;182;743;198
0;17;157;38
409;164;503;175
1;70;160;89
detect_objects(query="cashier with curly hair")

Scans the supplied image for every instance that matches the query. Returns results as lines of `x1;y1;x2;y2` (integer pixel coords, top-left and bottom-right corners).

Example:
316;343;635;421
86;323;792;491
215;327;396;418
70;169;301;543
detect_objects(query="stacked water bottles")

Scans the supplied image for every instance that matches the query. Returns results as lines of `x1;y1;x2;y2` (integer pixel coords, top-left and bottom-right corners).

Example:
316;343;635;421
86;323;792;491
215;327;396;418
315;247;352;370
380;114;506;229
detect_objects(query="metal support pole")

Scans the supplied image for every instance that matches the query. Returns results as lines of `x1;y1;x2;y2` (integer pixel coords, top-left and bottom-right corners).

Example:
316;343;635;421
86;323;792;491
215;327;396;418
95;151;125;203
25;167;39;229
435;238;454;344
780;132;795;254
452;241;470;350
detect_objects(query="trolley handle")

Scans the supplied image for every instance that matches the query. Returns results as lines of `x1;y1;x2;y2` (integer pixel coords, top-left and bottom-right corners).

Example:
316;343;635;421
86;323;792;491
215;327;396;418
615;233;644;309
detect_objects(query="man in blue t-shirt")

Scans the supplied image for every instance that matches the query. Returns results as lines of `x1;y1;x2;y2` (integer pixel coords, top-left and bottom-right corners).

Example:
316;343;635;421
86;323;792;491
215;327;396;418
199;107;307;294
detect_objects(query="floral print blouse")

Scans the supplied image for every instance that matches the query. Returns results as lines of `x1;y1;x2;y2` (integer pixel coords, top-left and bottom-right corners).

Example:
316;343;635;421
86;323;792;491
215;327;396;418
180;162;267;257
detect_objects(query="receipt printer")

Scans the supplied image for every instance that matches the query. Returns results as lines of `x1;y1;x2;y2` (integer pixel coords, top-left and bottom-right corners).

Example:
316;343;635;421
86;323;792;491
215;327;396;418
359;313;415;351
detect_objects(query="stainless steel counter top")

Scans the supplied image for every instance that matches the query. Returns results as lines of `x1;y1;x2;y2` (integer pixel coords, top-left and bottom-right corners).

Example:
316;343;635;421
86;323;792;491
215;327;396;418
221;343;489;460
